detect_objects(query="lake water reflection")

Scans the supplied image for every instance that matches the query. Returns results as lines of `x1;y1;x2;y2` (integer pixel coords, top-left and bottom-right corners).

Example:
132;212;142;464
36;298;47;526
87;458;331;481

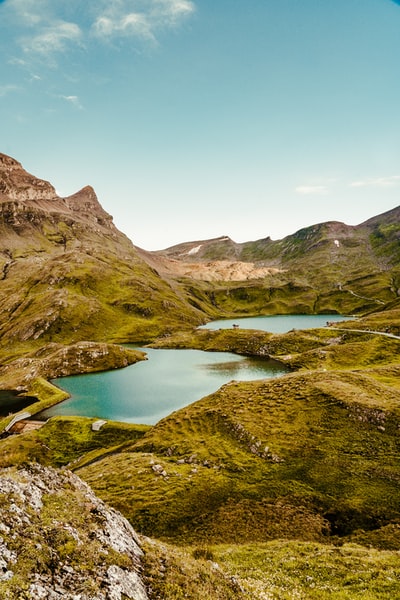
40;349;287;425
40;314;352;425
200;313;353;333
0;390;36;417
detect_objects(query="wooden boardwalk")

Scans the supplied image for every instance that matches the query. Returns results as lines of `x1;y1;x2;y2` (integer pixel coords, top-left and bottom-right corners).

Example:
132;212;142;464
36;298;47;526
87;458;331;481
8;419;47;434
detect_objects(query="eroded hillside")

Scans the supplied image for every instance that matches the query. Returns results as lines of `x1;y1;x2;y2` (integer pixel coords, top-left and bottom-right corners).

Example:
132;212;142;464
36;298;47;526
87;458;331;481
0;153;205;374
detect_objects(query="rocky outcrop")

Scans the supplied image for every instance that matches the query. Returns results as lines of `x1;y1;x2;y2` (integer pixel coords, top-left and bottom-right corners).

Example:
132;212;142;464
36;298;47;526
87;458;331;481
0;153;116;235
141;254;283;281
0;464;149;599
0;342;145;389
0;154;58;203
64;186;115;230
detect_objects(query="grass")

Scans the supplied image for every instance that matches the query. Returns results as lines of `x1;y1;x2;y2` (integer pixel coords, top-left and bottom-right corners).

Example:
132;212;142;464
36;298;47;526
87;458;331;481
140;537;400;600
213;540;400;599
141;538;246;600
0;263;399;597
0;416;150;469
74;366;400;547
3;303;398;553
1;303;399;562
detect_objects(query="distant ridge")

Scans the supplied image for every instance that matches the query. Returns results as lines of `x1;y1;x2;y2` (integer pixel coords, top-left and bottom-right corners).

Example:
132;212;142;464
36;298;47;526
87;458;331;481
0;151;399;355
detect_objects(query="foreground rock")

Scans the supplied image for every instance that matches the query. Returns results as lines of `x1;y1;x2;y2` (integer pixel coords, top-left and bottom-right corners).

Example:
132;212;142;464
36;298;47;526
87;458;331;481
0;464;149;600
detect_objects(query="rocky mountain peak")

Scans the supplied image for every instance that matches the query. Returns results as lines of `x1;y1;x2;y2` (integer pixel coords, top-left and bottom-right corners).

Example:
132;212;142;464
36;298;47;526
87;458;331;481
64;185;113;225
0;153;58;202
0;153;22;169
0;153;118;238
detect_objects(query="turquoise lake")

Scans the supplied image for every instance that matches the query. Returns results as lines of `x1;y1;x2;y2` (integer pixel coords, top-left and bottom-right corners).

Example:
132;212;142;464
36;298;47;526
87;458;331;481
40;314;353;425
199;313;353;332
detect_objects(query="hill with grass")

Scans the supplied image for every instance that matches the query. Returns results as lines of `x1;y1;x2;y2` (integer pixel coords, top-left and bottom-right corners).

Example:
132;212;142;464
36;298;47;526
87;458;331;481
0;152;210;399
153;206;400;318
1;303;400;598
0;150;399;388
1;152;400;598
0;153;203;350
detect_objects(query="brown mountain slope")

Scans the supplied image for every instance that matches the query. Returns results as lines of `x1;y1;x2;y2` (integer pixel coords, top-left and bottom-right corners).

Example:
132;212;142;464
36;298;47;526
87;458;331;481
154;205;400;277
147;210;400;317
1;151;399;357
0;153;203;352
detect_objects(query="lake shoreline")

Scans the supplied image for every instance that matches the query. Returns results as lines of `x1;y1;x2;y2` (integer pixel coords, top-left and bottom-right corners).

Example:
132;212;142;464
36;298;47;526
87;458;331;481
0;313;357;431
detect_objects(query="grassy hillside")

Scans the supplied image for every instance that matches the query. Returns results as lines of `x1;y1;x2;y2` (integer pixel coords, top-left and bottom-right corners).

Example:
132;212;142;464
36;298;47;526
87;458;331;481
1;156;400;598
2;307;399;552
75;369;400;544
1;155;398;386
1;302;400;597
157;207;400;320
141;539;400;599
0;236;203;348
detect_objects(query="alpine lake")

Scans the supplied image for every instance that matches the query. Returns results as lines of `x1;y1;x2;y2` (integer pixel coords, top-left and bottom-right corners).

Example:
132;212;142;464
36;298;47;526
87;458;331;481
37;314;353;425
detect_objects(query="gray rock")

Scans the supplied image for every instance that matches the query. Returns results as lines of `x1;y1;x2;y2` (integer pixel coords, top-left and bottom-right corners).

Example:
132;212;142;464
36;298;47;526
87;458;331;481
0;464;149;599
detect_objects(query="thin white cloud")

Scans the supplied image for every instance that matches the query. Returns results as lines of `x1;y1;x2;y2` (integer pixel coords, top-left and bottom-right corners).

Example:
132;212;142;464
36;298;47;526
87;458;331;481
2;1;83;61
60;94;83;110
26;21;82;55
92;0;195;42
295;185;329;196
153;0;196;26
8;57;28;67
94;12;156;43
349;176;400;188
6;0;44;26
4;0;196;60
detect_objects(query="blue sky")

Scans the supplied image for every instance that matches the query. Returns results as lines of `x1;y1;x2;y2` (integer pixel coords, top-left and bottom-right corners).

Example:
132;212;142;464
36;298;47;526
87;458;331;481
1;0;400;250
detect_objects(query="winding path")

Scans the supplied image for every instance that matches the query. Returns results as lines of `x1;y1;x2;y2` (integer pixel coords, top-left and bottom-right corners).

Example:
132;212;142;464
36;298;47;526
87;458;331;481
328;326;400;341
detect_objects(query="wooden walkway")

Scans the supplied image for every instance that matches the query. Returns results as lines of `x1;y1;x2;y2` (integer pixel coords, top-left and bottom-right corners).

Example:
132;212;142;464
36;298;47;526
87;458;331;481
8;419;47;434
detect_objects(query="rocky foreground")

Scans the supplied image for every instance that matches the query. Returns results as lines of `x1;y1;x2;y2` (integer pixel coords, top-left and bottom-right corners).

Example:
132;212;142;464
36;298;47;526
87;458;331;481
0;464;149;600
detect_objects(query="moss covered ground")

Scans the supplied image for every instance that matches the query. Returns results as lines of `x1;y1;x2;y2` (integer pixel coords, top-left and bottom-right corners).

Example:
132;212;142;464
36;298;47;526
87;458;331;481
141;539;400;600
0;300;399;597
74;368;400;544
0;416;149;469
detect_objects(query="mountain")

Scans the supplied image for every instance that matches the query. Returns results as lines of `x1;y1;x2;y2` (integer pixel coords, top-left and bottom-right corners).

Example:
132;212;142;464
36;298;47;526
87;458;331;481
0;153;203;351
0;151;399;389
152;208;400;319
155;207;400;287
156;205;400;269
1;153;400;598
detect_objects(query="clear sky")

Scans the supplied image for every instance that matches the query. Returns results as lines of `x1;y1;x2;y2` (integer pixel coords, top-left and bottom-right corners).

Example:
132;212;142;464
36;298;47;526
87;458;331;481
1;0;400;250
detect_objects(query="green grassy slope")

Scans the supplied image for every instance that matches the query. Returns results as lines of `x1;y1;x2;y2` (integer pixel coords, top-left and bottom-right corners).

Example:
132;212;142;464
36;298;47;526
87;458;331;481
2;305;398;551
1;303;400;598
158;206;400;319
1;157;400;598
141;539;400;600
76;368;400;545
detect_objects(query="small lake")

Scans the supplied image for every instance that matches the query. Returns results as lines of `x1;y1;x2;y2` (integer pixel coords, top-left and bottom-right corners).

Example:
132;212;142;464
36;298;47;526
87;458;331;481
39;314;353;426
39;349;287;425
200;313;354;333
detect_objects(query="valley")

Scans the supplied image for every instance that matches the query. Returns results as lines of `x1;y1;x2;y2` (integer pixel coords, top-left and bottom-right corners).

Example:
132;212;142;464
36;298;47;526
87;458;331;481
0;153;400;598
